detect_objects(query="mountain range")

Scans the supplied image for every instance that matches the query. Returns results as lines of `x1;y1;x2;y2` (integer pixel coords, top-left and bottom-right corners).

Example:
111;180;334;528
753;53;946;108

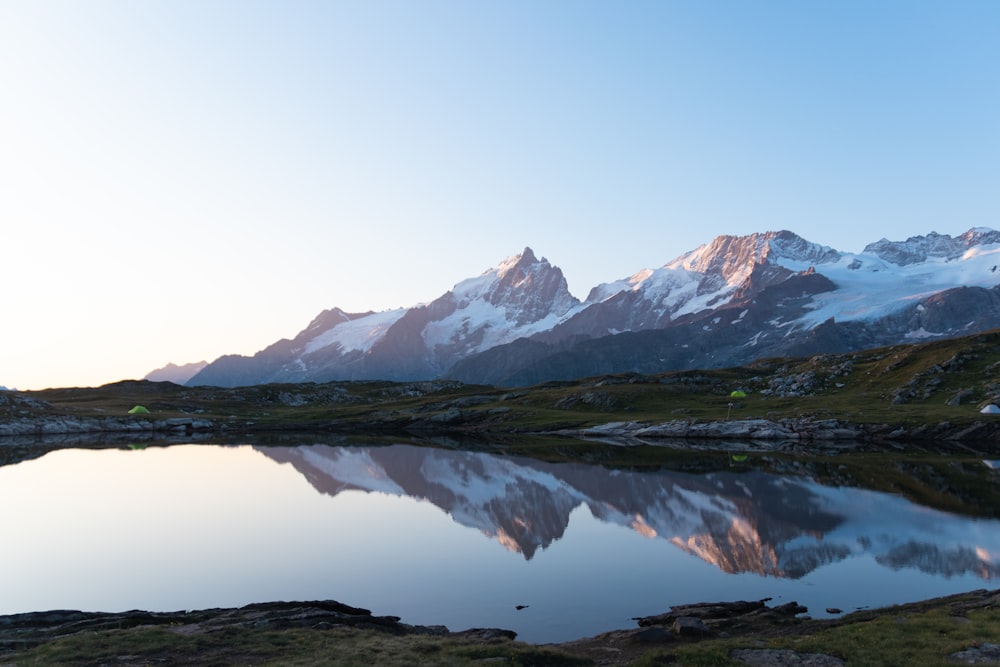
164;228;1000;387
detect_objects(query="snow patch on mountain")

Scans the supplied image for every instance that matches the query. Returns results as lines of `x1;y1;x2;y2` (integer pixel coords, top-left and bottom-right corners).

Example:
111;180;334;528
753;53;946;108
586;266;704;317
303;308;408;355
792;243;1000;327
421;300;583;352
904;327;942;340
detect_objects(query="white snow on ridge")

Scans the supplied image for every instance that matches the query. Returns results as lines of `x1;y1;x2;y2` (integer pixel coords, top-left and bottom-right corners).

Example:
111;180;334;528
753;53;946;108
303;308;408;355
421;297;586;352
588;281;626;302
671;283;731;318
450;273;496;305
636;266;700;294
778;245;1000;327
587;265;713;316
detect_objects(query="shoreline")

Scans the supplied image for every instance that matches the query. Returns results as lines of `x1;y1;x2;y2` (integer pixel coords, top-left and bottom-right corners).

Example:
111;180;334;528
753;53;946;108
3;413;1000;447
3;590;998;666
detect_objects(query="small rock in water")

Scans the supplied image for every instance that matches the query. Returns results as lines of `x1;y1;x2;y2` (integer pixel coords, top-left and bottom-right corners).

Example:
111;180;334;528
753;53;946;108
825;607;843;614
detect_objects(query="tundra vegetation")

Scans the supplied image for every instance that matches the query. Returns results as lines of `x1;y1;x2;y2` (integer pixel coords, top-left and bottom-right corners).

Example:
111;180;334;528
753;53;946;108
6;329;1000;437
2;330;1000;665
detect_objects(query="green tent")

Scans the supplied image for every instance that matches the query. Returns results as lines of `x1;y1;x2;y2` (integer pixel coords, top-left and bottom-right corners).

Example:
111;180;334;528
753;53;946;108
128;405;150;415
730;390;747;398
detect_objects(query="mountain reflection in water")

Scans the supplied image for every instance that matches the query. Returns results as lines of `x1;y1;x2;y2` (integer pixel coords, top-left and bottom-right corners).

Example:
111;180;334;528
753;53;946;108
260;444;999;580
2;442;997;643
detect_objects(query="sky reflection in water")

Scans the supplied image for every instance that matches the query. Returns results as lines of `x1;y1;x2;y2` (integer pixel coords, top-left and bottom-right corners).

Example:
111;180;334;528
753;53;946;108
0;443;996;643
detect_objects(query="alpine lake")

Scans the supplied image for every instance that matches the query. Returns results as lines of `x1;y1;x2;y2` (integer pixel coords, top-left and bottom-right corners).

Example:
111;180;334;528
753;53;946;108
1;435;998;644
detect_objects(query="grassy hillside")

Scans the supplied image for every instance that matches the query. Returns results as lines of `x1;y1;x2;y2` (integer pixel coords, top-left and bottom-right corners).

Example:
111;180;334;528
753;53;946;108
11;328;1000;436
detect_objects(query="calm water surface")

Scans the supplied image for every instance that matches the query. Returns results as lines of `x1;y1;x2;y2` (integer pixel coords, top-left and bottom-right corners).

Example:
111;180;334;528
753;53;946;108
1;443;997;643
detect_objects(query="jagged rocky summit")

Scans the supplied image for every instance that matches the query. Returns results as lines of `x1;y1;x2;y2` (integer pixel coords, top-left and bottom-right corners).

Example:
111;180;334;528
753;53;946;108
174;229;1000;388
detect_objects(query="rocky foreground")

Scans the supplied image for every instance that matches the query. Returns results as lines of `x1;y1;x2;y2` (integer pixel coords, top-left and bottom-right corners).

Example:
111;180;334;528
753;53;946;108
563;415;1000;446
2;590;998;666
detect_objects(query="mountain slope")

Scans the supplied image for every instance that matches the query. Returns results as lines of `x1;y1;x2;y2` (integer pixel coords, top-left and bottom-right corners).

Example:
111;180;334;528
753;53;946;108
185;229;1000;388
143;361;208;385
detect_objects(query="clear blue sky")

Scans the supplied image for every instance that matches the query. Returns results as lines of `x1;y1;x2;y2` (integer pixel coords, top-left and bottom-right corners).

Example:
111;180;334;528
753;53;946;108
2;0;998;390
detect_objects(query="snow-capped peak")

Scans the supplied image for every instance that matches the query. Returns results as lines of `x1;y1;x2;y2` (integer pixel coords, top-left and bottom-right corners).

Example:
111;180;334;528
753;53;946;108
450;249;532;304
584;232;839;320
667;231;839;279
496;246;538;277
419;248;582;357
449;247;578;318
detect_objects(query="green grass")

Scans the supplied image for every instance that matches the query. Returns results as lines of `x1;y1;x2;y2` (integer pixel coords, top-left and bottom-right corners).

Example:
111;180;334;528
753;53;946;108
8;625;592;666
784;608;997;667
9;602;998;666
645;604;1000;667
19;328;1000;434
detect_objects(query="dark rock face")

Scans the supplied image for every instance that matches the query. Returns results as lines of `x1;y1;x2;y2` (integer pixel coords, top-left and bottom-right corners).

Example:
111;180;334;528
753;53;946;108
486;247;577;325
672;616;712;637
